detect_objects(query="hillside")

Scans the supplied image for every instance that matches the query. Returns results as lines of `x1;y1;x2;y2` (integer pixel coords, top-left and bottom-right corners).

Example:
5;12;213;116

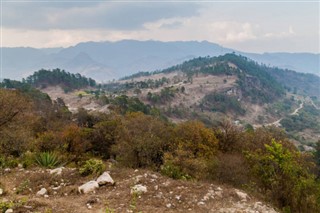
1;58;320;212
1;40;319;81
112;54;320;146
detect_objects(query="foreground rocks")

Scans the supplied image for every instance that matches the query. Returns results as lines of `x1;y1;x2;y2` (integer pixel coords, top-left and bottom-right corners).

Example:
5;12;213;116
78;171;115;194
0;167;279;213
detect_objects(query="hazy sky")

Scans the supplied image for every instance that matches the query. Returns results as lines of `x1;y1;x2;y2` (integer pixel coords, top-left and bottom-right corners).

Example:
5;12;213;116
1;0;319;53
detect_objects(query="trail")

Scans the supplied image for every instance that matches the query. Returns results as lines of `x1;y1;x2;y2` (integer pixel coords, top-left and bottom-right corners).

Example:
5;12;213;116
310;99;320;110
254;101;304;128
290;102;304;115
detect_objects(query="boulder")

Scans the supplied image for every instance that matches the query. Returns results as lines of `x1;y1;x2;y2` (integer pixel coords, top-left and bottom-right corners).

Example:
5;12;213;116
36;188;47;196
96;172;114;186
131;184;147;194
78;181;99;194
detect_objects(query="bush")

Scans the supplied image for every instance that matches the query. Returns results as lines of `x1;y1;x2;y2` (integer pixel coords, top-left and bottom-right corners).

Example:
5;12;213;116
79;159;105;177
112;112;172;169
246;139;320;212
35;152;60;168
0;156;18;169
163;121;218;179
161;160;192;180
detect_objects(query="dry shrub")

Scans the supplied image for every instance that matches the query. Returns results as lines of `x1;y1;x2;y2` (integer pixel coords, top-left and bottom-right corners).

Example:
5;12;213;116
209;152;250;186
112;112;172;169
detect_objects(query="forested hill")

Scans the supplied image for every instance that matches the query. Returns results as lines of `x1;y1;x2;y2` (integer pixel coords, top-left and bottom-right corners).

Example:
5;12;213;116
23;68;96;92
124;54;286;104
124;53;319;100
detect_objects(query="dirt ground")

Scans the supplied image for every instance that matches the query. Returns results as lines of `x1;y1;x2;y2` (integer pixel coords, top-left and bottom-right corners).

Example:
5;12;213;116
0;165;277;213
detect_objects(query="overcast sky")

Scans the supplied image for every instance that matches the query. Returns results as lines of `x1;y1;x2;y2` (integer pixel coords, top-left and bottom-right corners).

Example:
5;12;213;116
1;0;319;53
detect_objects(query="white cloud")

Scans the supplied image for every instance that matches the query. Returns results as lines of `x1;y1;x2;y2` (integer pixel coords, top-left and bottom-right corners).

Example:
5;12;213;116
264;26;296;39
1;2;318;53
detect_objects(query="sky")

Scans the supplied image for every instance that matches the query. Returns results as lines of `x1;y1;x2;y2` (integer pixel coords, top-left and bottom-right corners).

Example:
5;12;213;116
0;0;319;53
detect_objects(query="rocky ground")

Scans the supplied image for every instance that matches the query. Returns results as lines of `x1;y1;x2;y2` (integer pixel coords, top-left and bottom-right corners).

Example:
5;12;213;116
0;163;278;213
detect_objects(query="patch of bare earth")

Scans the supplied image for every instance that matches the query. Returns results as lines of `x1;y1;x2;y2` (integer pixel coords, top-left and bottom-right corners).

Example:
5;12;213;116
0;165;278;213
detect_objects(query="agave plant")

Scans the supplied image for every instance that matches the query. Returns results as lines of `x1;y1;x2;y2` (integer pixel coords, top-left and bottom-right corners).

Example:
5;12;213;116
35;152;60;168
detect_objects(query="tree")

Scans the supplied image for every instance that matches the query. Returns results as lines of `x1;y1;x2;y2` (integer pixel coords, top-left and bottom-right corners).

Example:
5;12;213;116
112;112;172;168
246;139;320;212
0;89;30;129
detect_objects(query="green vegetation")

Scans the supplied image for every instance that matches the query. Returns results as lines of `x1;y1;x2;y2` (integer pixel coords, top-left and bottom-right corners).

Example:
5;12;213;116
202;93;245;115
35;152;60;168
1;61;320;212
79;159;105;177
281;105;320;132
24;68;96;92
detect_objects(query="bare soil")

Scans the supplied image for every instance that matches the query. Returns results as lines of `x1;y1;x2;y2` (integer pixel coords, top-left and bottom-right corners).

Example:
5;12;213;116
0;165;277;213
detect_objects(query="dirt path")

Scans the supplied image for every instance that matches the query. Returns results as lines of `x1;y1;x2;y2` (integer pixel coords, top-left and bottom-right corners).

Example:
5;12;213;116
254;101;304;129
290;102;304;115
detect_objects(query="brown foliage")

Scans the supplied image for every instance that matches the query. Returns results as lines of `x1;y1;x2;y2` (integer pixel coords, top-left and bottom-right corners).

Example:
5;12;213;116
112;112;173;168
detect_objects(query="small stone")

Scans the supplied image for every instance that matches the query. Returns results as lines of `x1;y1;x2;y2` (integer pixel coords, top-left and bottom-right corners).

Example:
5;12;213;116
52;186;61;190
197;201;205;206
131;184;147;194
154;185;159;191
134;169;139;172
134;175;143;184
44;194;49;198
175;195;181;200
216;187;223;191
36;188;47;196
166;203;172;208
150;174;158;179
0;188;3;195
4;168;11;172
50;167;64;175
215;191;223;198
18;163;23;168
235;189;249;202
5;209;13;213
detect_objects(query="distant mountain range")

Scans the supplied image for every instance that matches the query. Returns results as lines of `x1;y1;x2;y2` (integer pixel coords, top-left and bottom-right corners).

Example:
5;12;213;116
1;40;319;81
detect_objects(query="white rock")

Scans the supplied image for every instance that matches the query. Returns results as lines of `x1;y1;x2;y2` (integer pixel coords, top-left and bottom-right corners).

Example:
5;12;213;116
49;167;64;175
78;181;99;194
166;203;172;208
0;188;3;195
197;201;205;205
5;209;13;213
216;187;223;191
235;189;249;201
44;194;49;198
52;186;61;190
4;168;11;172
96;172;114;186
150;174;158;179
36;188;47;196
131;184;147;194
